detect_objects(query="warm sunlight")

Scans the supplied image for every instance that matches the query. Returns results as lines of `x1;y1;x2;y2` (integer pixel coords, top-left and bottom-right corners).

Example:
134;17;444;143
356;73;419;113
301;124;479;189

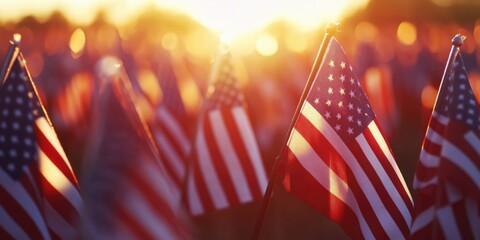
162;0;370;36
0;0;370;35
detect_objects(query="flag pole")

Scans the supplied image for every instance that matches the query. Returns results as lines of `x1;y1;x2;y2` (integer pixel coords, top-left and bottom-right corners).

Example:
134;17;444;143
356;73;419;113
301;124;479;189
113;63;176;194
251;23;339;240
1;33;21;86
436;34;464;99
430;33;464;239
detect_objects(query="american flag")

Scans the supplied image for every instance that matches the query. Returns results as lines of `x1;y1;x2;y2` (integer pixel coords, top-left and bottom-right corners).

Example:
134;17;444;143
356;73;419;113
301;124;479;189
281;37;413;239
149;54;190;200
0;54;82;239
411;54;480;239
82;71;191;239
185;51;268;215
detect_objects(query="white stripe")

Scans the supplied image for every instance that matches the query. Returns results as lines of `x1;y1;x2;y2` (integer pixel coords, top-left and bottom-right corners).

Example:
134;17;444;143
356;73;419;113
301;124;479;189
442;141;480;189
464;131;480;156
445;181;462;203
0;205;30;239
410;206;435;234
232;107;268;193
196;125;229;209
356;133;412;226
419;149;440;168
289;129;374;239
39;148;82;213
154;132;185;181
434;113;449;125
302;102;404;239
209;110;253;202
120;185;178;239
36;117;70;168
413;176;438;189
158;107;191;154
465;197;480;240
437;205;462;240
187;168;204;215
0;170;51;239
140;159;178;209
368;122;412;202
425;127;445;146
44;201;77;239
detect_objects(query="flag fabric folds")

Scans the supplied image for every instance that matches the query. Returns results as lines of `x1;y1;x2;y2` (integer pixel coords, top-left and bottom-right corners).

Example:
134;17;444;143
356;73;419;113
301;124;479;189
81;66;191;239
185;50;268;216
411;54;480;239
0;54;82;239
149;54;190;200
281;37;413;239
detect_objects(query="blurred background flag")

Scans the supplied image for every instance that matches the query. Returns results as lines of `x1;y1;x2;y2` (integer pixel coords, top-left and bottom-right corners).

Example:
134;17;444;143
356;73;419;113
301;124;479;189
411;36;480;240
0;44;82;239
281;37;413;239
185;48;268;216
81;58;191;239
148;52;191;200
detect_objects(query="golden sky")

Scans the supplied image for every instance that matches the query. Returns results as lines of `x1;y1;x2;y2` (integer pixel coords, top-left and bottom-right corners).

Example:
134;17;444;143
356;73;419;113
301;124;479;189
0;0;369;34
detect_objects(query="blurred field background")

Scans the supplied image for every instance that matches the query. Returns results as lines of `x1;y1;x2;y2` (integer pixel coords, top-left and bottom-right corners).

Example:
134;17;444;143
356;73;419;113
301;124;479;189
0;0;479;238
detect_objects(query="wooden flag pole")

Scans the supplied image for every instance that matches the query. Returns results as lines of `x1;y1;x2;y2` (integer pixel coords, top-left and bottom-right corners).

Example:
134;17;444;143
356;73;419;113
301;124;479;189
251;23;339;240
1;34;21;86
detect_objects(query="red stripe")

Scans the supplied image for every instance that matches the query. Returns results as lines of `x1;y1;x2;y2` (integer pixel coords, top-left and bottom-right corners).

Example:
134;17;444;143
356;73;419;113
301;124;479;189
129;168;188;238
440;159;479;198
423;136;442;156
150;128;182;187
283;148;364;239
116;204;156;240
48;229;61;240
157;118;188;162
428;116;446;134
415;162;438;184
40;174;80;225
293;114;388;239
221;109;263;198
451;199;474;240
203;115;240;206
364;124;413;210
347;137;410;239
158;111;190;158
191;153;214;214
411;220;444;240
0;225;15;240
443;120;480;168
0;181;44;239
35;124;79;192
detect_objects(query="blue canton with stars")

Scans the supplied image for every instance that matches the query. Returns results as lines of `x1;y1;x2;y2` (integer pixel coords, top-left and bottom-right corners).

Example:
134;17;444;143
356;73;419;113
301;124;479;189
435;54;480;130
307;38;375;143
206;52;244;111
0;57;42;180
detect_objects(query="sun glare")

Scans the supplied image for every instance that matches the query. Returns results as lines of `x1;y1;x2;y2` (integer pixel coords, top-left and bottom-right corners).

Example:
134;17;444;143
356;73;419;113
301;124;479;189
0;0;370;36
172;0;369;36
256;34;279;57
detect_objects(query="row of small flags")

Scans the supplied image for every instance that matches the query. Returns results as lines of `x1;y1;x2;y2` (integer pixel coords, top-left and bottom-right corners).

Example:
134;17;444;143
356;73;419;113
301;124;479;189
0;27;478;239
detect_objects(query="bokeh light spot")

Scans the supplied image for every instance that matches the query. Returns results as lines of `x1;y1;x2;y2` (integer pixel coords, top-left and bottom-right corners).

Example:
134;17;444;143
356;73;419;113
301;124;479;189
397;22;417;46
69;28;86;57
256;34;278;57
